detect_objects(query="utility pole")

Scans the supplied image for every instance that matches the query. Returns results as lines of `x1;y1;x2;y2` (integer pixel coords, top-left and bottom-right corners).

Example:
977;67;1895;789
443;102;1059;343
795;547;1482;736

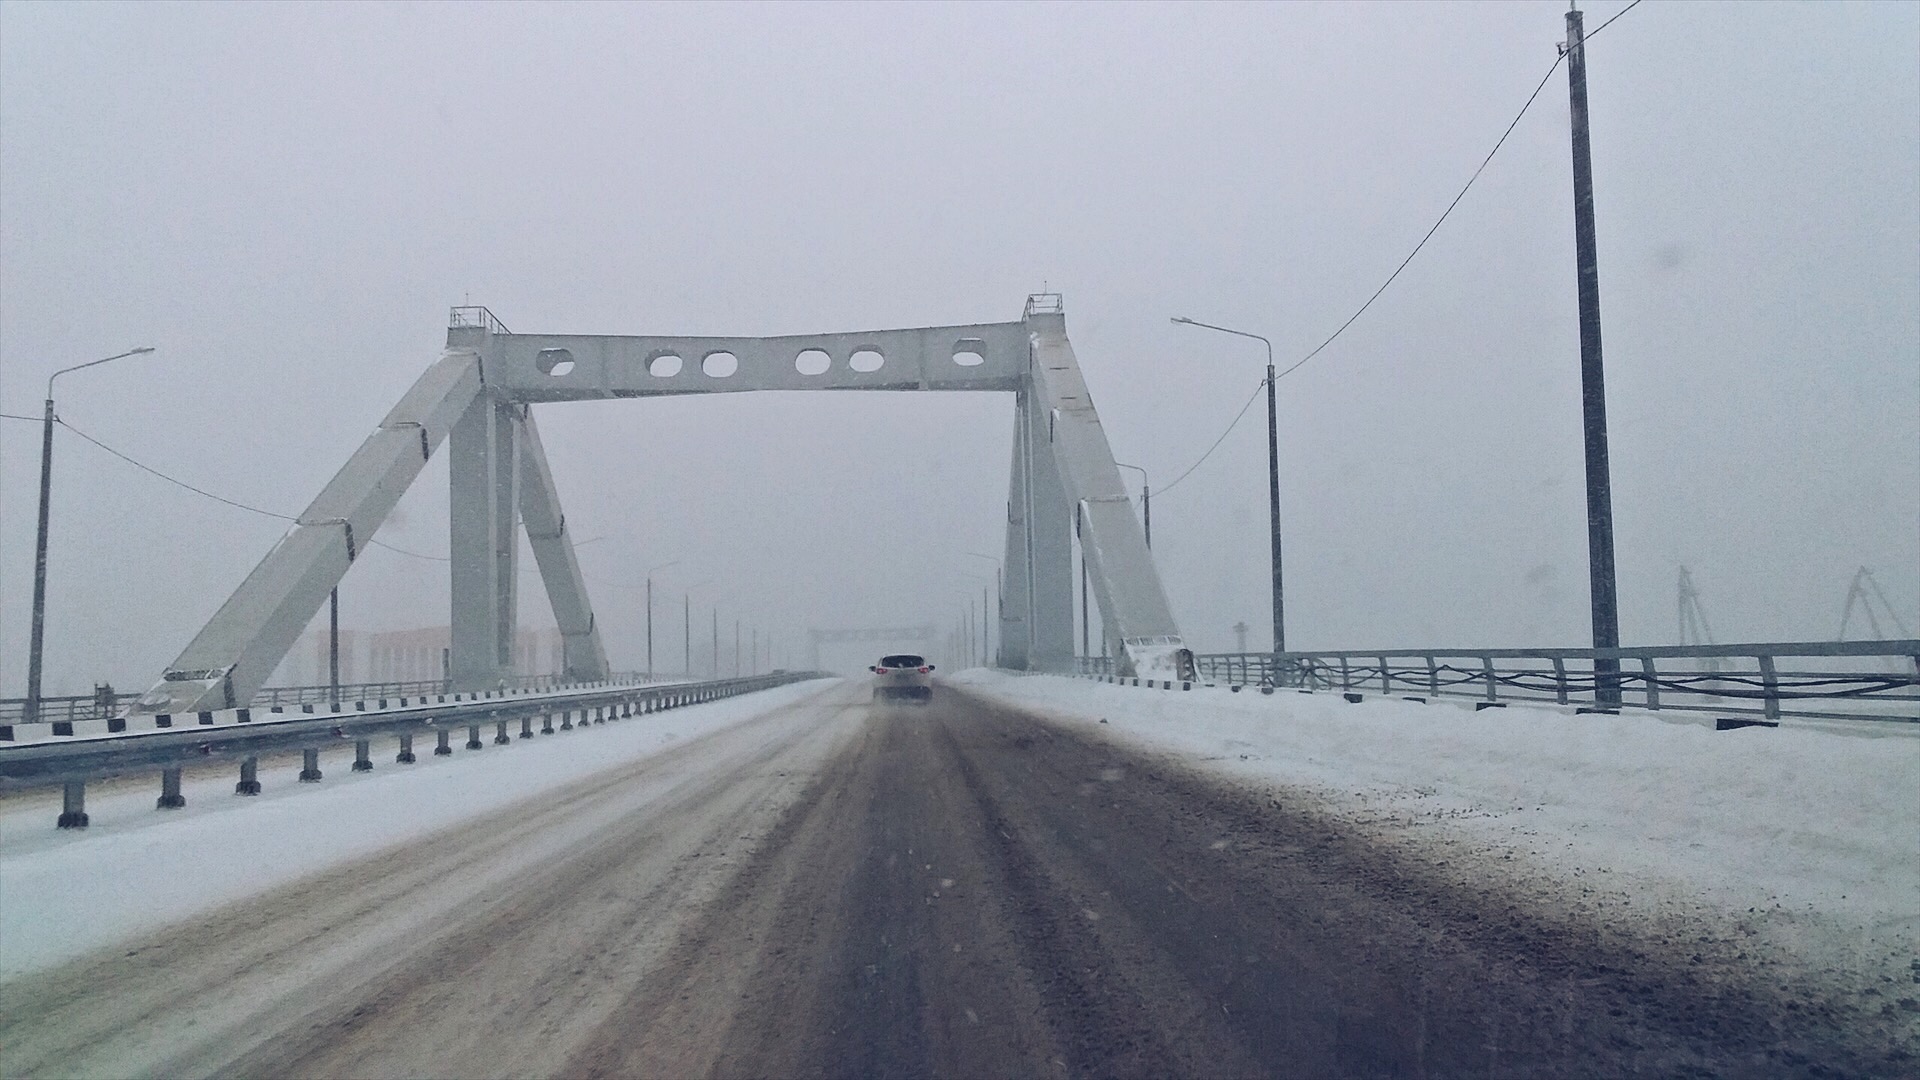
712;608;719;678
1170;318;1282;653
734;620;741;677
1565;3;1621;705
329;588;341;697
1079;550;1089;660
25;346;156;723
684;595;691;676
1265;361;1281;654
645;576;654;681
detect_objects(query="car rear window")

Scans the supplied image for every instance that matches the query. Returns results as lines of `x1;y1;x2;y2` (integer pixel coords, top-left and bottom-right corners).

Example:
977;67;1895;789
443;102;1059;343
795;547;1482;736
879;654;925;668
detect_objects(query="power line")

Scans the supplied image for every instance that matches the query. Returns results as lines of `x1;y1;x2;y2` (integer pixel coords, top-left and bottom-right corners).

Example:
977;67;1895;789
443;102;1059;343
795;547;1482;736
50;417;450;562
1151;0;1646;498
1154;378;1266;498
1283;0;1643;381
57;418;298;523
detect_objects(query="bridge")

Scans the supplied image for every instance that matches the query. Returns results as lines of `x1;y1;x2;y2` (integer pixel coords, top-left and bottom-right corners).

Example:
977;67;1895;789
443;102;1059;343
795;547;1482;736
1;301;1915;1075
124;295;1184;722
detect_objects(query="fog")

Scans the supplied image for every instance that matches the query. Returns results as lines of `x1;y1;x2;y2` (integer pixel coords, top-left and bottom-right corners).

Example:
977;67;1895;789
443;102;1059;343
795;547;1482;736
2;1;1915;692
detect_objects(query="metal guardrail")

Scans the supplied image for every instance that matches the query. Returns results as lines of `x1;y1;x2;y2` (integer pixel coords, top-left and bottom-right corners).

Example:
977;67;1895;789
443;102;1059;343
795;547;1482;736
1077;641;1919;725
448;304;512;335
0;671;829;830
0;671;684;724
0;692;118;726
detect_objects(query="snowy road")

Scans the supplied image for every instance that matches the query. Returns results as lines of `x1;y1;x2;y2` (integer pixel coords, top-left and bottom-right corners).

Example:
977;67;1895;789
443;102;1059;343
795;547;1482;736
1;680;1908;1077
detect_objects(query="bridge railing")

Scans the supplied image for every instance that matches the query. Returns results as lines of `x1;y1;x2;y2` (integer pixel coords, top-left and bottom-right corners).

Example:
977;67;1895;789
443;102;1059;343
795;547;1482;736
1;670;832;830
1173;641;1918;725
0;672;687;724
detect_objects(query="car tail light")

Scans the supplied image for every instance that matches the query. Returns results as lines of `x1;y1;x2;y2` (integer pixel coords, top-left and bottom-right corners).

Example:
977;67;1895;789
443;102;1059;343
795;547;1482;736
917;666;931;674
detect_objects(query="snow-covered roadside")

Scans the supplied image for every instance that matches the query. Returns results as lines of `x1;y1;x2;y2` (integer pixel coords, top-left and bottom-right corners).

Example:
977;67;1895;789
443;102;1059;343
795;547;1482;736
0;678;837;979
952;671;1920;1013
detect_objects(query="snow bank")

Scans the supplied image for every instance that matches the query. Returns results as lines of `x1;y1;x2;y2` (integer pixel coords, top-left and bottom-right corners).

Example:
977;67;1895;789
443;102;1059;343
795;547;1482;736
0;678;835;979
951;672;1920;938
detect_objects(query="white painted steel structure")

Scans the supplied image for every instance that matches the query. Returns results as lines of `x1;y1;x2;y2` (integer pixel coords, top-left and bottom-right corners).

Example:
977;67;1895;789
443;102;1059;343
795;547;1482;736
133;297;1185;715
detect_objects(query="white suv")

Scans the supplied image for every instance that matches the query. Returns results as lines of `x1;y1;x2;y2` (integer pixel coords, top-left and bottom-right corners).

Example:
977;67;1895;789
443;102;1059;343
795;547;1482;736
871;654;935;703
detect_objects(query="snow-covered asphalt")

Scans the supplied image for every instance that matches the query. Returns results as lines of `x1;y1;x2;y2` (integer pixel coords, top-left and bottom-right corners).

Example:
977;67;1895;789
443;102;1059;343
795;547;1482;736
1;676;1912;1077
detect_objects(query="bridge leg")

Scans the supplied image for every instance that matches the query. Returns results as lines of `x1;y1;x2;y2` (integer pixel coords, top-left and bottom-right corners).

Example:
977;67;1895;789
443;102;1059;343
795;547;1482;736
541;713;555;734
1023;385;1076;672
520;716;533;739
435;729;453;756
299;748;323;782
449;396;519;691
495;720;511;744
58;780;88;828
157;767;186;809
560;710;574;731
353;739;374;771
465;724;484;750
1001;397;1032;669
396;734;417;763
236;756;262;794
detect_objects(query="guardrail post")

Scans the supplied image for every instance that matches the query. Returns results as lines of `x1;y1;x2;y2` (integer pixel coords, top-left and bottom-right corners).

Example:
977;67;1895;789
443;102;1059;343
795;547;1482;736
58;780;88;828
1482;656;1497;702
520;716;533;738
157;767;185;809
494;720;511;744
541;713;555;734
236;756;262;794
1640;657;1660;710
353;739;374;771
1758;654;1780;720
560;709;575;730
435;729;453;755
1427;655;1439;696
1552;658;1568;704
1378;656;1391;694
1339;657;1351;692
465;724;484;750
397;735;416;763
299;748;323;782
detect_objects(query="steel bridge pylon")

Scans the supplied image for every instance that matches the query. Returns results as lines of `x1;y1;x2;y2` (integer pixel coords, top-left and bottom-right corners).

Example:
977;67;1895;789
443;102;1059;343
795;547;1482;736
132;296;1186;715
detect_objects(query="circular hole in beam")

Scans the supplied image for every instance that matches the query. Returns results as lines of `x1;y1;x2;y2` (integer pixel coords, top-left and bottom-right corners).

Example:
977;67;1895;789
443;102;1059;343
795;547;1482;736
535;348;576;376
849;349;884;373
702;351;739;378
648;353;684;377
795;349;831;376
952;338;987;367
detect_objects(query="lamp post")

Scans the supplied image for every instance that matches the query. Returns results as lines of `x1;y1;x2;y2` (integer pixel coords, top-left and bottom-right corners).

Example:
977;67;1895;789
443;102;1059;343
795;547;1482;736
25;346;157;723
957;569;992;669
1114;462;1150;548
681;579;712;677
966;551;998;666
644;559;680;682
1171;316;1284;654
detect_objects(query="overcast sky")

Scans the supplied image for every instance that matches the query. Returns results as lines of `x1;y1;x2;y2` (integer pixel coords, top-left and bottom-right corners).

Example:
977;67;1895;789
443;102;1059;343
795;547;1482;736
3;0;1915;690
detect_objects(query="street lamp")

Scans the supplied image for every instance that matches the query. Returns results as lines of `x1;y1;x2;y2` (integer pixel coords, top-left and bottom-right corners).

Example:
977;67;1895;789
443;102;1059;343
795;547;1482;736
645;559;681;681
966;551;999;665
25;346;157;723
682;579;713;677
1114;462;1151;548
957;570;992;668
1171;315;1284;654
